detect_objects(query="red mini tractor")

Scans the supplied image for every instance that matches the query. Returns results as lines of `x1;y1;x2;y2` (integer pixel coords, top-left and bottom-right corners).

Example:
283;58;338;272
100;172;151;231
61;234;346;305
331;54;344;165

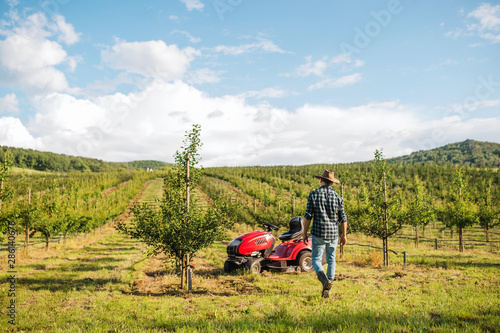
224;217;318;274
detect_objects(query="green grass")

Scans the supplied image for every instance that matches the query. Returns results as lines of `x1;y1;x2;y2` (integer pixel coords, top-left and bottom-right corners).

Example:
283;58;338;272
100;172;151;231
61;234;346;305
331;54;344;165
137;178;164;204
1;179;499;332
10;167;47;175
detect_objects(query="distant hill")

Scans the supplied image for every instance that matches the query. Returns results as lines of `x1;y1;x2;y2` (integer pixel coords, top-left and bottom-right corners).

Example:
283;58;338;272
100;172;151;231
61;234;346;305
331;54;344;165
388;140;500;167
0;146;169;172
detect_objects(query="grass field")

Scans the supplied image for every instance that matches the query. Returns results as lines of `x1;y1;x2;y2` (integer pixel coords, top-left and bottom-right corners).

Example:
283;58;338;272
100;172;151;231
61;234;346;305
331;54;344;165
1;178;499;332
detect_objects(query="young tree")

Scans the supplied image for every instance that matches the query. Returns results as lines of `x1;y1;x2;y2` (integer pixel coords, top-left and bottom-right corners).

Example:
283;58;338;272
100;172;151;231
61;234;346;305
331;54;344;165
119;124;236;289
406;175;435;247
477;179;499;242
35;181;62;250
439;167;478;252
355;150;404;266
12;187;41;251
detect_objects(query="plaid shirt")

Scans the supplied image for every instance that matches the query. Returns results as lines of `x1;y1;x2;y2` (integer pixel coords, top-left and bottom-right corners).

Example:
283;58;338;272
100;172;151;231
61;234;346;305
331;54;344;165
304;185;347;240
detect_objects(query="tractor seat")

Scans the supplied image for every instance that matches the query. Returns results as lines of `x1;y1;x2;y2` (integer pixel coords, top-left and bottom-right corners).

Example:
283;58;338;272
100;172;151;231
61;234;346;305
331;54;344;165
279;217;304;241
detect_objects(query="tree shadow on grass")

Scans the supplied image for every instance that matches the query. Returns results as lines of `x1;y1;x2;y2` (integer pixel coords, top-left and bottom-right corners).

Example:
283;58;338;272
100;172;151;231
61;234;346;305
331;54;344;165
17;275;123;292
121;285;263;298
23;257;127;273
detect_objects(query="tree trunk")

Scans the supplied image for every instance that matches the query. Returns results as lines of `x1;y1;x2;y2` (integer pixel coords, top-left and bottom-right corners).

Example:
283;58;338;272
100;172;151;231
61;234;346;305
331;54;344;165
45;234;50;250
383;172;389;266
415;226;419;248
485;224;489;242
383;237;388;267
25;225;30;254
180;254;185;289
458;226;464;252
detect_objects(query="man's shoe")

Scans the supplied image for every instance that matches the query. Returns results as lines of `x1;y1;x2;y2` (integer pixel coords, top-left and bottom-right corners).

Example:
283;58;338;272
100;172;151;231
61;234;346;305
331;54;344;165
317;271;332;298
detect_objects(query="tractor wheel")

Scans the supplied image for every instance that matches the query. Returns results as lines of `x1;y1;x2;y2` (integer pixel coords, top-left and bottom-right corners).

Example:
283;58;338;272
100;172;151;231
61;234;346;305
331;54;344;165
245;259;261;274
224;259;238;273
297;251;314;272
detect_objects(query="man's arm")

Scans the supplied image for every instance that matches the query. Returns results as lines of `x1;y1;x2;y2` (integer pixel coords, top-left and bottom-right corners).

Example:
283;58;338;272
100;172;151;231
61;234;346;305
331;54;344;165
339;221;347;246
302;218;311;244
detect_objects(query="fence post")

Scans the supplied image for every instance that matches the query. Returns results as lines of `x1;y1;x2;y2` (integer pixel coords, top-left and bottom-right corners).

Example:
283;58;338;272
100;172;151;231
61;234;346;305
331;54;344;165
435;238;438;250
403;251;406;268
188;267;193;292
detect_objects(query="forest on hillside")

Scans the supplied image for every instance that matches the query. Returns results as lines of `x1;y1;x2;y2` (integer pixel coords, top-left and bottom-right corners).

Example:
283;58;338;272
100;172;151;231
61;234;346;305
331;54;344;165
0;146;169;172
388;140;500;167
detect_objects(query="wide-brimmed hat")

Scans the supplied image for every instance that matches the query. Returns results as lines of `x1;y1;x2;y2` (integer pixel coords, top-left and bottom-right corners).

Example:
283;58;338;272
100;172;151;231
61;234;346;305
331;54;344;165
314;170;340;184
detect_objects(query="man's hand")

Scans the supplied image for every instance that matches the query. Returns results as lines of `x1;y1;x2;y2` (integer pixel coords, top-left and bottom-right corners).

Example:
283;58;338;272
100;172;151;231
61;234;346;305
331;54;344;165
340;235;347;247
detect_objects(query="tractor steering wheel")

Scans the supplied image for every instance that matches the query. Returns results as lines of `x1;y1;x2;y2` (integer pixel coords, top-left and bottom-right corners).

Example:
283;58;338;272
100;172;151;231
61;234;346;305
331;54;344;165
262;223;279;231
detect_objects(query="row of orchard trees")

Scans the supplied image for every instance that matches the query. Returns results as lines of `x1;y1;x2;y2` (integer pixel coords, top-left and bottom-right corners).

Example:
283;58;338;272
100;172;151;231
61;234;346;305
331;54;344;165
202;150;499;262
0;152;158;250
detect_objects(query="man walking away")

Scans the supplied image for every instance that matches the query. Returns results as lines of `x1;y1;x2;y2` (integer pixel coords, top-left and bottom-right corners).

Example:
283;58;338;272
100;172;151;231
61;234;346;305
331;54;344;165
303;170;347;298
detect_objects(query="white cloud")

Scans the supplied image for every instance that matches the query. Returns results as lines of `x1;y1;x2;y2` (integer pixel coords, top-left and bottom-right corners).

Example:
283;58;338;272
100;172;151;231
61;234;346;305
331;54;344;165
24;81;287;163
0;34;66;71
0;93;19;113
445;28;465;39
31;92;107;136
0;79;494;166
180;0;204;12
101;40;200;81
67;55;82;72
468;3;500;31
0;117;40;149
54;14;81;45
307;73;362;91
285;102;500;163
238;87;292;99
0;33;69;91
448;98;500;112
296;56;329;77
214;39;286;55
186;68;222;84
171;30;201;43
0;12;81;92
286;54;365;78
448;3;500;43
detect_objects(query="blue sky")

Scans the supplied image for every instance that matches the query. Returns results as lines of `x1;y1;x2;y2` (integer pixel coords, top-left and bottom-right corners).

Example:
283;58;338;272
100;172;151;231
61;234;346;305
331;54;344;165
0;0;499;166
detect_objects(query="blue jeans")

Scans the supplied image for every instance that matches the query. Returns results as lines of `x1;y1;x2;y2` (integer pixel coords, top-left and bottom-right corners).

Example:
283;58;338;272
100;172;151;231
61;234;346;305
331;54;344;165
311;235;338;280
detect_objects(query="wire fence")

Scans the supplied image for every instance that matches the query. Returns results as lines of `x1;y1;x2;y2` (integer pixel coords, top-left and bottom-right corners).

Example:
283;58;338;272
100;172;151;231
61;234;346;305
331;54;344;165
342;234;500;267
